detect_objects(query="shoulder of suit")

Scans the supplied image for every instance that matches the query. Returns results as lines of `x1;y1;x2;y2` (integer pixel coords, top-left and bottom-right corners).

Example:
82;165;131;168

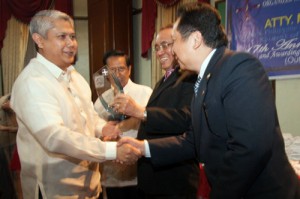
178;70;198;82
171;71;197;88
221;50;260;69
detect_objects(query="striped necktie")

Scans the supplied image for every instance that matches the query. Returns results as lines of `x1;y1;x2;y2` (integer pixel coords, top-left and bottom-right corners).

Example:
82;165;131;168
194;77;201;96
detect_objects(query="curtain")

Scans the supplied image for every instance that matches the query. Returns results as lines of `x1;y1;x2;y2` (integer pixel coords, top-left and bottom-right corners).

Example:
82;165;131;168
141;0;157;58
0;0;12;52
6;0;54;24
1;17;29;95
0;0;54;53
156;0;181;7
54;0;73;17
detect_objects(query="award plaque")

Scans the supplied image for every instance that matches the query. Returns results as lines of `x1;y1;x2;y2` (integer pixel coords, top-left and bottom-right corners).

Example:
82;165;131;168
93;65;127;121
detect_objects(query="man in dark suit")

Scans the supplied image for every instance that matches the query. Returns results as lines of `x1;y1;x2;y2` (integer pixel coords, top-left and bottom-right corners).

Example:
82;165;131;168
113;25;199;199
119;2;300;199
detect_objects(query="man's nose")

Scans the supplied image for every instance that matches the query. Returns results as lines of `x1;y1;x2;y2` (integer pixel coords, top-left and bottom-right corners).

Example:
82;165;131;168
66;36;75;47
157;48;165;56
114;70;121;77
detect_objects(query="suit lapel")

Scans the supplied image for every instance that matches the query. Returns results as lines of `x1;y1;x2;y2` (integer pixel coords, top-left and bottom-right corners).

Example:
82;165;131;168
192;47;225;107
147;68;179;104
192;47;227;157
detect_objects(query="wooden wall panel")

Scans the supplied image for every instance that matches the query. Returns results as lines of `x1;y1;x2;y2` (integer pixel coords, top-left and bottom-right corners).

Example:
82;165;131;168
88;0;133;101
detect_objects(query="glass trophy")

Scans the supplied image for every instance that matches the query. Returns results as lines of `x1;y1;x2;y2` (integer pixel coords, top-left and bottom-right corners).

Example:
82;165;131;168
93;65;127;121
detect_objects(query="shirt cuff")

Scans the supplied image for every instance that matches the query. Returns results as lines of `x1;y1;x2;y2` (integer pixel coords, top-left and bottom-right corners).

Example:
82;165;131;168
105;141;117;160
144;140;151;158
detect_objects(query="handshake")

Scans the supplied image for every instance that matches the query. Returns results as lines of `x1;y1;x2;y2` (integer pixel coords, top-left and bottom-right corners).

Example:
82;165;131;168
101;117;146;165
102;119;146;165
116;137;146;165
101;93;152;165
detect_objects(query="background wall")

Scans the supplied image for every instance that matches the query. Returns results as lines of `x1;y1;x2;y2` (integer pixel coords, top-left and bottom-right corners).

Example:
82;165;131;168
276;79;300;136
73;0;300;136
73;0;90;84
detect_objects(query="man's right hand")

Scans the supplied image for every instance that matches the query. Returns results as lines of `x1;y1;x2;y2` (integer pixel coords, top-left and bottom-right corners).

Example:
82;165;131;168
113;94;145;120
118;137;146;157
116;143;142;165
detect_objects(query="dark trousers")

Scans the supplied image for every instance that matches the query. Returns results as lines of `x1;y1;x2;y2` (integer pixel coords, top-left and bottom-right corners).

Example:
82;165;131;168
138;189;197;199
0;148;17;199
105;186;139;199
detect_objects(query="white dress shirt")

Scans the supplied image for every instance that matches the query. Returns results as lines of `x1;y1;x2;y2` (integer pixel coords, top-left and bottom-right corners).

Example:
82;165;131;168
94;79;152;187
11;53;117;199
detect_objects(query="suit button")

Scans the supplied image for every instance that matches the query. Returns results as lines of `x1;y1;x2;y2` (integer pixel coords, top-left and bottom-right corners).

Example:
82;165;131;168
206;73;211;80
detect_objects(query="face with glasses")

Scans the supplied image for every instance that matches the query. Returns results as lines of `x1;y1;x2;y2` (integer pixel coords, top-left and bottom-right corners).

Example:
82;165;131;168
154;28;176;71
106;56;131;87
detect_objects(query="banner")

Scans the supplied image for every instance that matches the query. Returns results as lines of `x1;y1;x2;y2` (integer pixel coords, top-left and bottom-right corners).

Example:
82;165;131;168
226;0;300;79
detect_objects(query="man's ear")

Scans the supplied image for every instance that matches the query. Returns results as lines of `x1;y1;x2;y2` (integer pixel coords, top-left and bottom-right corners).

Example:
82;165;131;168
192;31;202;49
32;33;44;49
128;65;132;76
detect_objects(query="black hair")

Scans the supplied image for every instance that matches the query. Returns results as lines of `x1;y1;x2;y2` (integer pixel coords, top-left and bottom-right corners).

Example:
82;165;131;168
102;50;130;67
176;2;228;48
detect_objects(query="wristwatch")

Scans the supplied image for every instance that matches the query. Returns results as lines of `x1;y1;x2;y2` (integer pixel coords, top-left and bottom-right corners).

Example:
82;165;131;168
143;110;147;121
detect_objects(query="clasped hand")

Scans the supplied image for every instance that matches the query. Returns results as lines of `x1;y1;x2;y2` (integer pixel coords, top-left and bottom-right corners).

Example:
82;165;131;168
116;137;145;165
102;121;145;164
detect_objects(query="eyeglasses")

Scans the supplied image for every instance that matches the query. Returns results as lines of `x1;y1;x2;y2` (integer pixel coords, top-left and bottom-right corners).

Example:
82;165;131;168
108;66;128;73
154;42;173;52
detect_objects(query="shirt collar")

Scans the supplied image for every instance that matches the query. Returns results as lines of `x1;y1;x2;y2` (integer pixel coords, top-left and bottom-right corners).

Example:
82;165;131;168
123;79;133;94
36;53;75;81
198;49;216;79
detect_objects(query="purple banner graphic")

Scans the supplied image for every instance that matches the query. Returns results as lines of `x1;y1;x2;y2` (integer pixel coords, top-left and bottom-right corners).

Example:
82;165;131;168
226;0;300;78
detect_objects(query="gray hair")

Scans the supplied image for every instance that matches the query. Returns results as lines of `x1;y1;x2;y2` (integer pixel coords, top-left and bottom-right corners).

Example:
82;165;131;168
29;10;74;38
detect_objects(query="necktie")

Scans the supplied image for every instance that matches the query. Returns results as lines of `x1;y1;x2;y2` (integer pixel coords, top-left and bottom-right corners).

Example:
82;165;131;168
164;69;174;81
194;77;201;96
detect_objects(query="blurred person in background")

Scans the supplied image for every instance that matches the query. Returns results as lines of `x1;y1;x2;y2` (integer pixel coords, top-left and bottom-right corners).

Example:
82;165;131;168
94;50;152;199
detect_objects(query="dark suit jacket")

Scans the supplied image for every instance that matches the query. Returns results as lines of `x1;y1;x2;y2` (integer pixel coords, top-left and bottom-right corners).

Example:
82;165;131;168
137;67;199;195
149;47;300;199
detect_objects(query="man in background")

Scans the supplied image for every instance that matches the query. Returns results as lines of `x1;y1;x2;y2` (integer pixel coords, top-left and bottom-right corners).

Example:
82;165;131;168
94;50;152;199
11;10;140;199
113;25;199;199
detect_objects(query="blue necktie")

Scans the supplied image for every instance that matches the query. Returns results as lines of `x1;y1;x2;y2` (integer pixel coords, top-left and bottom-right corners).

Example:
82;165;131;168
194;77;201;96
